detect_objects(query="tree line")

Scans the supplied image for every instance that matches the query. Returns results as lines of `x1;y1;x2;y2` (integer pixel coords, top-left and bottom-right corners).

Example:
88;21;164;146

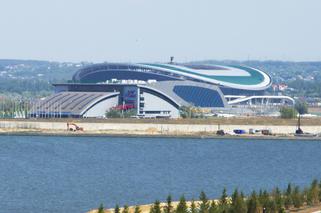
97;179;321;213
279;101;308;119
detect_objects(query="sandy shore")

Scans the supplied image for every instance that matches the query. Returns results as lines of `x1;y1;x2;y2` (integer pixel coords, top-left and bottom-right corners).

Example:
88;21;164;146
1;128;321;141
1;128;321;140
87;201;321;213
0;119;321;139
87;201;213;213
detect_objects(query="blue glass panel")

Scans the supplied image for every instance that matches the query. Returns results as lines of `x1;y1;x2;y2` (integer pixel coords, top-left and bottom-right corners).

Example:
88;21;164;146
220;87;264;96
173;86;224;107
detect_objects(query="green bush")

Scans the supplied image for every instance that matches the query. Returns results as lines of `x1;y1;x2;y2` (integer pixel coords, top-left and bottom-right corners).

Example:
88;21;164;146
106;108;136;118
179;106;205;119
295;100;308;115
280;107;297;119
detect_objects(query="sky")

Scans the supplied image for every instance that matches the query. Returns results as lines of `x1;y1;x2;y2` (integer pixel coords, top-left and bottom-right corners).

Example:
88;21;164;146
0;0;321;63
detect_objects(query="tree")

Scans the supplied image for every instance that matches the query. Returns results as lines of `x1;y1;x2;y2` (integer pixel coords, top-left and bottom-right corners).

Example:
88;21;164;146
98;203;105;213
106;108;122;118
258;190;269;209
266;199;278;213
280;107;297;119
176;195;188;213
302;187;309;206
319;180;321;203
295;101;308;115
220;188;228;206
179;106;192;119
307;179;320;206
219;188;230;212
272;187;284;211
190;199;198;213
115;204;120;213
150;200;162;213
292;186;303;208
199;191;210;213
247;191;262;213
231;189;247;213
106;108;136;118
134;206;142;213
209;201;218;213
284;183;293;209
122;205;129;213
164;195;173;213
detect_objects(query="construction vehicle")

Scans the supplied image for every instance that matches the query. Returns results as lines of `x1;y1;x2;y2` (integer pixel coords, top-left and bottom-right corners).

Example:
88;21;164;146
294;115;316;137
67;122;84;131
261;129;272;135
216;130;225;136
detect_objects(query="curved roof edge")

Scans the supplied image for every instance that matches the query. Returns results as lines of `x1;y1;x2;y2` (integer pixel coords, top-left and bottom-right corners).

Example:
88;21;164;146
139;63;272;91
80;92;119;115
138;85;181;109
73;62;272;91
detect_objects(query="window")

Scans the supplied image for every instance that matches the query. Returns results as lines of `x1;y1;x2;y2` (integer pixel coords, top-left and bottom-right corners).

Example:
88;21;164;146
145;111;161;114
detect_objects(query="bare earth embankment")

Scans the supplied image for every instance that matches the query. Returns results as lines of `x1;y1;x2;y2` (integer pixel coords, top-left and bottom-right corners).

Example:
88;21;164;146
0;117;321;139
2;117;320;125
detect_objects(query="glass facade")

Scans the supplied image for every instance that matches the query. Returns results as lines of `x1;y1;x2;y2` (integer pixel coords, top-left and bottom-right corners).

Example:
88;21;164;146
220;87;265;96
123;86;137;107
173;86;224;107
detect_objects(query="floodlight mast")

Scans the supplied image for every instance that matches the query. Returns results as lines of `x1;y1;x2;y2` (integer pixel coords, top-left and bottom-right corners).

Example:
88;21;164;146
170;56;174;64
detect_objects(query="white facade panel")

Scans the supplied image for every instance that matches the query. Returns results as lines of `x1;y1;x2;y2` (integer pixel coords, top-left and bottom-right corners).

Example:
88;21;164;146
140;92;179;118
83;96;119;118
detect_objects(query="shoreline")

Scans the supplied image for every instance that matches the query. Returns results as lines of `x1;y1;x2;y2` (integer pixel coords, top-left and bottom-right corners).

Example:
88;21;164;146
1;119;321;140
1;129;321;140
1;117;321;125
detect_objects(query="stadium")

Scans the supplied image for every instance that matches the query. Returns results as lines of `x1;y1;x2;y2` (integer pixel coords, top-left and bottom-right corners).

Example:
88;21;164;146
31;63;294;118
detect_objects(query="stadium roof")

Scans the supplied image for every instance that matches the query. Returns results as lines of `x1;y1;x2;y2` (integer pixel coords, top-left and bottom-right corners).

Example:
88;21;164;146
73;63;272;91
139;63;271;90
33;92;119;116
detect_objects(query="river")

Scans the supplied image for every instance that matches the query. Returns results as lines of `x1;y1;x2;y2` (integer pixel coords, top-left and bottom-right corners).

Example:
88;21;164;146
0;136;320;213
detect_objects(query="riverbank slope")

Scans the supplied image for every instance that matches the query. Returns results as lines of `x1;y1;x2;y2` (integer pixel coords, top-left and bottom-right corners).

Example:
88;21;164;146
0;118;321;138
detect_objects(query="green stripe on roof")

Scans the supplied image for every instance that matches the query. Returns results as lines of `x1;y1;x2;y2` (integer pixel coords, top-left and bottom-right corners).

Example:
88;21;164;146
141;64;267;86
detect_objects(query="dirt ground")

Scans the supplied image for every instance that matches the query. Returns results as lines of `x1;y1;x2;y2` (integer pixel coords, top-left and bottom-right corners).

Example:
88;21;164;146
289;204;321;213
2;117;321;126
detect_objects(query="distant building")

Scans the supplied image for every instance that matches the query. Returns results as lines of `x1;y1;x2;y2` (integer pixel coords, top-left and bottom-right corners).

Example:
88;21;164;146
272;83;288;91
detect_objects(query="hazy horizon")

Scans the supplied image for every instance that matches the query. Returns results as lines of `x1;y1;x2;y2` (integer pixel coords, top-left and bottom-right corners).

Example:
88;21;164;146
2;58;321;64
1;0;321;63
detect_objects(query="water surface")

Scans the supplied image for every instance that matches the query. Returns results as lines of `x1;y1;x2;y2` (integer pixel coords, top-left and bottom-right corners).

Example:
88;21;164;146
0;136;320;213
